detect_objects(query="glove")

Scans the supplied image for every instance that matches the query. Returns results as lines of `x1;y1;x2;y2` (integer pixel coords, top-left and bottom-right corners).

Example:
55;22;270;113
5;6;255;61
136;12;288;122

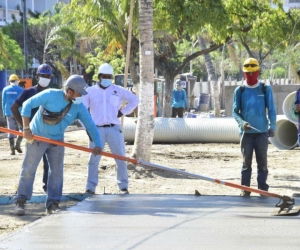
242;122;251;131
267;129;275;137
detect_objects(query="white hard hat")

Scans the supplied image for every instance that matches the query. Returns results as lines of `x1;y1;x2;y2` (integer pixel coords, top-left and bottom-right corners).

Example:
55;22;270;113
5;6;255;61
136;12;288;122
98;63;114;75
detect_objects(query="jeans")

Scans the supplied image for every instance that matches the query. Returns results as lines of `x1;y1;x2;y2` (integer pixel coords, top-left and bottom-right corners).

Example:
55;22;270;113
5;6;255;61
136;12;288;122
6;115;22;138
16;140;65;208
171;107;184;118
240;133;269;191
86;125;128;192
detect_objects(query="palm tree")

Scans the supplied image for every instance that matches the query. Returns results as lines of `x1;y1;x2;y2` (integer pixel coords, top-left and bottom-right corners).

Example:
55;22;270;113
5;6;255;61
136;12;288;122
131;0;155;162
198;35;221;117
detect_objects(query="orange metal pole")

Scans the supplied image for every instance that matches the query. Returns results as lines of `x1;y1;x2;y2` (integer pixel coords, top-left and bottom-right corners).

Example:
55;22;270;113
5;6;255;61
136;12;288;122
0;126;290;200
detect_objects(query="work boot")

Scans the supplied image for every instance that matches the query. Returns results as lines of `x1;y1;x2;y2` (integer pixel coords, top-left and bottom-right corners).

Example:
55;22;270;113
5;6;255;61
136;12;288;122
46;202;60;215
119;188;129;194
15;136;23;153
15;199;26;216
9;138;15;155
240;190;251;197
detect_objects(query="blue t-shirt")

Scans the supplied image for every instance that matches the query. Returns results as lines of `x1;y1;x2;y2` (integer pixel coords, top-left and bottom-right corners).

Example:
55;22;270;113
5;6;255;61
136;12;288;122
1;85;23;116
232;82;276;133
172;89;187;108
15;86;41;121
21;89;102;147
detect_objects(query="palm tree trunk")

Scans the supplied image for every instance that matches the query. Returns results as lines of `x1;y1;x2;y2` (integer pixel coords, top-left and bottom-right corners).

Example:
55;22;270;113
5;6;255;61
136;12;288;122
131;0;154;162
198;35;221;117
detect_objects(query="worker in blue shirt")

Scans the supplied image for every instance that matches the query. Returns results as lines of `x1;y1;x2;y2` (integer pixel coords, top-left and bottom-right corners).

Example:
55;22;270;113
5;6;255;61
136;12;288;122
1;74;23;155
14;75;103;216
171;79;188;118
232;58;276;196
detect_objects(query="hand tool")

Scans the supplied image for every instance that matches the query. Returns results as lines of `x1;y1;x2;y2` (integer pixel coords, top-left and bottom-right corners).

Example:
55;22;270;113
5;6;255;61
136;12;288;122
1;126;298;216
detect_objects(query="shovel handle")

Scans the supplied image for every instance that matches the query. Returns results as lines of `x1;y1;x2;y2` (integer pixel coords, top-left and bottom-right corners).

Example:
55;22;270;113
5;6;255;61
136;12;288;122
0;126;139;165
0;126;288;201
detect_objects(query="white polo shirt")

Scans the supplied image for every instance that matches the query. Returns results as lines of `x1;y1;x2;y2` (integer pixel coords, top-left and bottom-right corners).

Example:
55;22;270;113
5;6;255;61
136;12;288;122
83;83;140;126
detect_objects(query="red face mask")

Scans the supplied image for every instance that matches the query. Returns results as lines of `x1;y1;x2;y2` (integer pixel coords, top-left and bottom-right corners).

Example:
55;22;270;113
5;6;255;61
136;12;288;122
244;71;259;86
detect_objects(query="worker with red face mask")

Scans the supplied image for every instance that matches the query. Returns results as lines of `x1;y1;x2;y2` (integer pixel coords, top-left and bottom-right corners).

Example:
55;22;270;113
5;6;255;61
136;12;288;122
232;57;276;197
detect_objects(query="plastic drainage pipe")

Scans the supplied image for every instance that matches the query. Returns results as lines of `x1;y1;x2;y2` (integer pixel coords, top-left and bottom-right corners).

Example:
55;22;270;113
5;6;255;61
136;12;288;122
268;116;298;150
123;117;240;143
283;91;298;123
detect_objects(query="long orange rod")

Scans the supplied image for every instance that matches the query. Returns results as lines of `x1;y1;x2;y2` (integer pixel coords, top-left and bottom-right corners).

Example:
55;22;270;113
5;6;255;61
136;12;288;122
0;126;286;200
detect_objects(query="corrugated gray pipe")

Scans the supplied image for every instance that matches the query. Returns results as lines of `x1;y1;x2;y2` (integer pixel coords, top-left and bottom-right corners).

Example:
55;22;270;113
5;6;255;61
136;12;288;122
268;115;298;150
123;117;240;143
282;91;297;123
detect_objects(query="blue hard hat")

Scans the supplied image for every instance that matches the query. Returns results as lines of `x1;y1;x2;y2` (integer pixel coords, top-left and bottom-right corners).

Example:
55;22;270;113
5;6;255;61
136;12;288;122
37;63;52;75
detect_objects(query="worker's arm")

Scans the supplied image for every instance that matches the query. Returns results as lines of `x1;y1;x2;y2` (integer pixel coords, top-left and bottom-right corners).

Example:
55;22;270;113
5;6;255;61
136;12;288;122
10;102;23;126
22;116;33;141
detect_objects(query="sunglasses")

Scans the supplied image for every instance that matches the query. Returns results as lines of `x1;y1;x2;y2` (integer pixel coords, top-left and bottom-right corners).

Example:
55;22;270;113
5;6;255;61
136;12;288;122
244;64;258;68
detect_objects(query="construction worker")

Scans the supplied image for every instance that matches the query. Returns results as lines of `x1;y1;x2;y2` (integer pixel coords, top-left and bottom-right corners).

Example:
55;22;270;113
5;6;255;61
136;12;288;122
232;58;276;196
14;75;103;216
83;63;139;194
1;74;24;155
171;79;188;118
11;63;52;193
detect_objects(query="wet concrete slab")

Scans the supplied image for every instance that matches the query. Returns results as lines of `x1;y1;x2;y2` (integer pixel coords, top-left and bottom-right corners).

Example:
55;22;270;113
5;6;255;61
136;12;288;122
1;194;300;250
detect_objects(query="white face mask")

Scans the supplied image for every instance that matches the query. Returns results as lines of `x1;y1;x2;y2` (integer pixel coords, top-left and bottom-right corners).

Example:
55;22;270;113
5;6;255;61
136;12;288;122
10;80;19;86
38;77;51;87
71;96;83;105
176;85;182;91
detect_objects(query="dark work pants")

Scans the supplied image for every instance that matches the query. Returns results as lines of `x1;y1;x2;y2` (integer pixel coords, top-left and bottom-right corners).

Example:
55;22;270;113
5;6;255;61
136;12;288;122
42;154;49;190
172;107;184;118
240;133;269;191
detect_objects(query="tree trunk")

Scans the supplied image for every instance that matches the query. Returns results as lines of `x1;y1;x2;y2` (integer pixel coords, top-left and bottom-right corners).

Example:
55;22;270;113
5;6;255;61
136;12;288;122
198;36;221;117
131;0;154;162
129;39;140;95
162;74;173;117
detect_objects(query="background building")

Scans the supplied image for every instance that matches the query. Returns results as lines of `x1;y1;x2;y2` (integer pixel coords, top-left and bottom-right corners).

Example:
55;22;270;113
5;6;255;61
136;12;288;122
0;0;69;27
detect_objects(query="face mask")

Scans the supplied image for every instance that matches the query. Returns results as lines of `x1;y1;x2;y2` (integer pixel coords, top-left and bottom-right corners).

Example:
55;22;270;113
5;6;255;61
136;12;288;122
244;71;259;86
38;77;51;87
71;96;83;105
100;79;112;87
10;81;18;86
176;85;182;91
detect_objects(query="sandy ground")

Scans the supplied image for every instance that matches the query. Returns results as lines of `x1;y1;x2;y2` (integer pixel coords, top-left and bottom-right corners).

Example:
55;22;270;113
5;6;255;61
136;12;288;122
1;129;300;239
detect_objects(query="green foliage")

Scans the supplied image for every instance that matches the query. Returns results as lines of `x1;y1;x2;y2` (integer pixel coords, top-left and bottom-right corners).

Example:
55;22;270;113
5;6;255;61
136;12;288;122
154;0;230;42
84;48;126;81
0;30;24;70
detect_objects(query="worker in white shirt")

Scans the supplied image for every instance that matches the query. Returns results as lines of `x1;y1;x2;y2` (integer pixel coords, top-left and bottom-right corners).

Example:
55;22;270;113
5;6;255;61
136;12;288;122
83;63;140;194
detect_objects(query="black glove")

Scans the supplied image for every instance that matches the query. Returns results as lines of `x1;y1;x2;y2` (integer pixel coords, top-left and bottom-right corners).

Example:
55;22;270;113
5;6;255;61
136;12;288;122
86;130;93;142
242;122;251;131
267;129;275;137
117;110;123;118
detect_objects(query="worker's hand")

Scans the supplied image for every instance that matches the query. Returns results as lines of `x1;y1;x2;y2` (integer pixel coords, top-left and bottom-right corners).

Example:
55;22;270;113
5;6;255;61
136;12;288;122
23;129;34;142
117;110;123;118
267;129;275;137
295;104;300;113
92;146;102;156
242;122;251;131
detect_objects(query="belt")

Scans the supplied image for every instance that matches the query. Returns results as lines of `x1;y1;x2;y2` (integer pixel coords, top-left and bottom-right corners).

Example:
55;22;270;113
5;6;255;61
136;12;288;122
97;124;115;127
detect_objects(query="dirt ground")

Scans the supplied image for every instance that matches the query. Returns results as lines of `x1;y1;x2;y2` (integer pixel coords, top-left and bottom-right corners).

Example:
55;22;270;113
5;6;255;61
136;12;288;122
1;129;300;239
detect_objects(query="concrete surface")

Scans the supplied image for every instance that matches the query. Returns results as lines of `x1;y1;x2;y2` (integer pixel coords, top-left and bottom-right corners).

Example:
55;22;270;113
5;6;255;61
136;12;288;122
1;194;300;250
